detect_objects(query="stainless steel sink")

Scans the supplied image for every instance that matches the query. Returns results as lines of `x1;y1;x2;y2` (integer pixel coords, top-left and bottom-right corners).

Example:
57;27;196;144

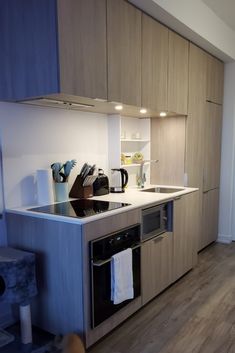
141;187;184;193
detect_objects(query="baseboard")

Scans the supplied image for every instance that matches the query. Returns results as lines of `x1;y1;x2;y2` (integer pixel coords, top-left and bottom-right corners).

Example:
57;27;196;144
217;234;232;244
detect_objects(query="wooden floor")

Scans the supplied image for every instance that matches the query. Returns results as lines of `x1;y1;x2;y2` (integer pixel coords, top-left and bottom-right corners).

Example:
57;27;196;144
89;242;235;353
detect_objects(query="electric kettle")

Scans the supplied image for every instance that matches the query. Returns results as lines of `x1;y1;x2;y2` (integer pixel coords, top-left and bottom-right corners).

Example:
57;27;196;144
110;168;129;193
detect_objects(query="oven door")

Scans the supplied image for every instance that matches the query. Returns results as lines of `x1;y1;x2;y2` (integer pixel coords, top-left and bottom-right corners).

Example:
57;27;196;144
90;246;140;328
142;204;166;241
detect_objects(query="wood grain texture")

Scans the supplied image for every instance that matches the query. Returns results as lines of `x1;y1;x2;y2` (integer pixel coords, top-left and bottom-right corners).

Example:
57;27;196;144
186;43;207;189
141;13;168;111
0;0;59;101
89;242;235;353
167;31;189;115
172;192;199;282
206;53;224;105
203;102;222;192
150;116;186;186
6;213;84;336
57;0;107;99
107;0;141;106
141;232;173;305
199;188;220;251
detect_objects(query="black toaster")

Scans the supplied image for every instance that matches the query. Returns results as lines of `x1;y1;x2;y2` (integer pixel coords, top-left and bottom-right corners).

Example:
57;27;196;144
93;169;109;196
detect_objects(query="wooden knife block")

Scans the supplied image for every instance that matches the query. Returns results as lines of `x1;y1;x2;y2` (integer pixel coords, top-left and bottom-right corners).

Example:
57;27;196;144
69;175;93;199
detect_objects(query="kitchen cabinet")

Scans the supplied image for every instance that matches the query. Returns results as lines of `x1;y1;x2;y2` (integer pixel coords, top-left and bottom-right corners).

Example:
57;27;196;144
167;31;189;115
107;0;141;106
172;191;199;282
141;13;168;112
206;53;224;105
141;232;173;305
200;188;220;250
0;0;107;102
57;0;107;99
186;43;207;189
203;102;222;192
151;116;186;186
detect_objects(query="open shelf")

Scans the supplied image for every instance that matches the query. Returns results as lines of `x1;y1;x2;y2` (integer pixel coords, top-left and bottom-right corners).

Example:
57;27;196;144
120;139;150;142
121;162;150;168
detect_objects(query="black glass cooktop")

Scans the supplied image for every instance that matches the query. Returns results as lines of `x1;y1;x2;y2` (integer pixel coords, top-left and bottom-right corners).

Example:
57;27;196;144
28;199;130;218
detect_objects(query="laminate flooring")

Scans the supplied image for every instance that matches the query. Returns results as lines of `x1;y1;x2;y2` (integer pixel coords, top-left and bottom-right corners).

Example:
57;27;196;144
89;242;235;353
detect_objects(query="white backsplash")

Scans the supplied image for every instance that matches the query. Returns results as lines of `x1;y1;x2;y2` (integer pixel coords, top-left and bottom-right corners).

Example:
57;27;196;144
0;102;108;208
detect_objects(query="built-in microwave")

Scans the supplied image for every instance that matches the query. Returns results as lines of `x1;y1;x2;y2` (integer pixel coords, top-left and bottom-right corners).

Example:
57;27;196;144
141;201;173;241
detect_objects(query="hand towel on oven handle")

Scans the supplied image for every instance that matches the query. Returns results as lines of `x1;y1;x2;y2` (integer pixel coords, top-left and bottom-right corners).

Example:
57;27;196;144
111;248;134;305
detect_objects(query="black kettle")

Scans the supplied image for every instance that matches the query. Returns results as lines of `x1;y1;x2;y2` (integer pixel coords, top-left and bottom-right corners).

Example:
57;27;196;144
110;168;129;193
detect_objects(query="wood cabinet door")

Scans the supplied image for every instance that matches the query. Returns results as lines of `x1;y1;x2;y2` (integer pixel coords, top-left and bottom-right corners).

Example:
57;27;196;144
206;53;224;105
199;188;219;250
57;0;107;99
186;43;207;189
203;102;222;192
107;0;141;106
168;31;189;115
141;232;173;305
173;192;199;282
142;13;168;112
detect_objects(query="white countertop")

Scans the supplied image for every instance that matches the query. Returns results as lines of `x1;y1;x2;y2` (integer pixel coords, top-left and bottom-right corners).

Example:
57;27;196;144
6;185;198;225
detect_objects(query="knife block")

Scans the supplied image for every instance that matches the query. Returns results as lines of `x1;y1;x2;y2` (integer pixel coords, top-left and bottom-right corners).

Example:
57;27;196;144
69;175;93;199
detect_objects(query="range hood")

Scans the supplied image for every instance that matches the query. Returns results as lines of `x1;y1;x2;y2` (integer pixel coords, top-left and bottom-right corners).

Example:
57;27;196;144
20;94;183;119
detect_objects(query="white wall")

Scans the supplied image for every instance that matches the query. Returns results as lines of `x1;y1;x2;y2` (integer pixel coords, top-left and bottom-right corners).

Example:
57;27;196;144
0;102;108;210
218;62;235;243
131;0;235;62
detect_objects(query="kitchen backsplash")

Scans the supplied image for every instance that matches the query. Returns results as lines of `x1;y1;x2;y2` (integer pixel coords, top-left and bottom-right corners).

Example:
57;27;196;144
0;102;108;208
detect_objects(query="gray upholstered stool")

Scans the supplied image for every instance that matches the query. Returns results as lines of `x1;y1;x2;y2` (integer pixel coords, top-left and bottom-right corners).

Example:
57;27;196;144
0;247;37;345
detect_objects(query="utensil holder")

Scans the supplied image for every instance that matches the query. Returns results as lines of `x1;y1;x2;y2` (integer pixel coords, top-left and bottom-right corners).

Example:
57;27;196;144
54;182;69;202
69;175;93;199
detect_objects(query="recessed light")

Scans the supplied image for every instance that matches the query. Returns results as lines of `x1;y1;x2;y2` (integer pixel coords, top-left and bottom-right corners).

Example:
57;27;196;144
160;111;167;117
115;105;123;111
140;108;147;114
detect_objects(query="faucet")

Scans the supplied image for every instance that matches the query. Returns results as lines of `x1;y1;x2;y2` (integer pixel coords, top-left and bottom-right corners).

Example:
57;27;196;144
138;160;159;188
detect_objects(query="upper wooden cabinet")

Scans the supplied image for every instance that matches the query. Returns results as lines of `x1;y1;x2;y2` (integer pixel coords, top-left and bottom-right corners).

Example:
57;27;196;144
0;0;107;101
107;0;141;106
203;102;222;192
57;0;107;100
206;53;224;105
141;13;168;112
168;31;189;115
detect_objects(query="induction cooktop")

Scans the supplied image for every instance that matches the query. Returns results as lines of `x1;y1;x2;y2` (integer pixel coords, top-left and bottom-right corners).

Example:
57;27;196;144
28;199;131;218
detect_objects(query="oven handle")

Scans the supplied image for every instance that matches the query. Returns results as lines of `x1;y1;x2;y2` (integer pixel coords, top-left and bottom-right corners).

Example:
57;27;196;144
92;244;141;267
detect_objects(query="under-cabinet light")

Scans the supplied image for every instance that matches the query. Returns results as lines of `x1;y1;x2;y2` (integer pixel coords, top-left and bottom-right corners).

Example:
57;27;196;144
140;108;147;114
160;111;167;117
115;105;123;111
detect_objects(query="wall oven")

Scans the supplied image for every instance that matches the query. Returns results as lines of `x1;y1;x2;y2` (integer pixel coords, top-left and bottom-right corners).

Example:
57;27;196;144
90;225;140;328
142;201;173;241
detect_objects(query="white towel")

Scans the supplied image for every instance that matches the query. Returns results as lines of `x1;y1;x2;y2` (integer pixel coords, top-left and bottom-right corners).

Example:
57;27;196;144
111;248;134;305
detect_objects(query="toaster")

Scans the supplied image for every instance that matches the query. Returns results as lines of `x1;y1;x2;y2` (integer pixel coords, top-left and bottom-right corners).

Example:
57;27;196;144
93;169;109;196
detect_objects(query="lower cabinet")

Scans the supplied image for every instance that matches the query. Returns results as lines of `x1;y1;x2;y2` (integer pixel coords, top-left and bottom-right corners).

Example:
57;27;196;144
172;192;199;282
199;188;219;250
141;232;173;305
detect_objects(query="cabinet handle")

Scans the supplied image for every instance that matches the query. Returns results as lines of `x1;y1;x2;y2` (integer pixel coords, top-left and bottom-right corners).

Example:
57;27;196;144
153;236;163;243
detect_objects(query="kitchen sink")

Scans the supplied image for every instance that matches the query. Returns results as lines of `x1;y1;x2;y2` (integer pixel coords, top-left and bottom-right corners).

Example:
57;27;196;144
141;187;184;193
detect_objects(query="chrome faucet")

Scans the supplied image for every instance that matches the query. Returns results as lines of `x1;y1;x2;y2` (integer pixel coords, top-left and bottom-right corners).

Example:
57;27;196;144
137;160;159;188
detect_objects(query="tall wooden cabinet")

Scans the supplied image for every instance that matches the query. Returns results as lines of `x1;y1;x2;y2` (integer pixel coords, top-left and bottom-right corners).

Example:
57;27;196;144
141;13;168;112
107;0;141;106
186;43;223;251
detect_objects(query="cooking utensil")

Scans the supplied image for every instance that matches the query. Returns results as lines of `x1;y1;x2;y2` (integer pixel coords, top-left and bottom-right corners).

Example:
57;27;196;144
64;159;77;180
51;163;63;182
83;175;97;186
